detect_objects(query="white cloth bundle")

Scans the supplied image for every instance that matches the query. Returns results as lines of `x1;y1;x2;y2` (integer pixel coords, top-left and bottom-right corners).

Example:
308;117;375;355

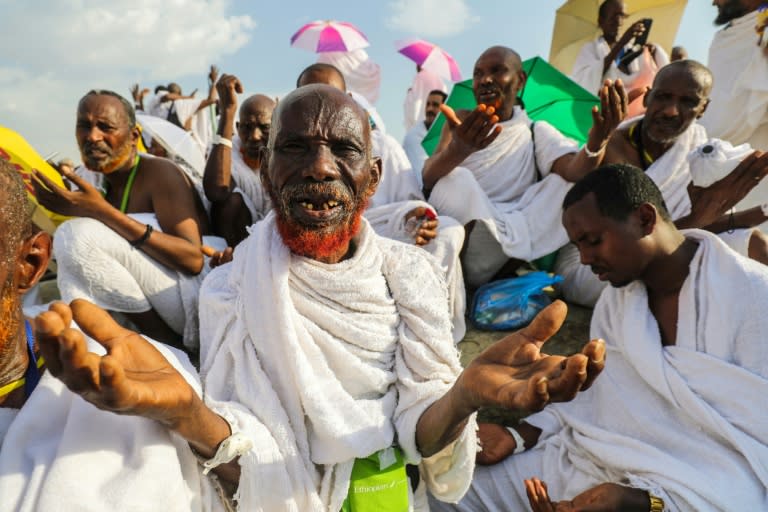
440;230;768;511
198;214;477;511
403;69;447;131
688;138;754;188
318;49;382;105
230;135;272;222
0;335;218;511
429;108;578;266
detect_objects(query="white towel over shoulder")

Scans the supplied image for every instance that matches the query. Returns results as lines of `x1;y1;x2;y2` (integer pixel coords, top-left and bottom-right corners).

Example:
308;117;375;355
198;214;477;511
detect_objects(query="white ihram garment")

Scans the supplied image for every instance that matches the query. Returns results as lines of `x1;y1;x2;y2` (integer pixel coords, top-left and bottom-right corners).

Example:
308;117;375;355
701;10;768;208
318;49;381;105
0;335;220;511
230;135;271;222
403;121;429;188
198;214;477;511
54;214;225;351
366;129;466;342
434;230;768;511
428;107;578;286
403;69;447;131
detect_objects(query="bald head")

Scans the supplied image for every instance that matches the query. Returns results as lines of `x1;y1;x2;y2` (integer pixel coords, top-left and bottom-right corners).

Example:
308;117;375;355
296;63;347;92
653;59;713;96
477;46;522;73
237;94;277;163
269;84;368;153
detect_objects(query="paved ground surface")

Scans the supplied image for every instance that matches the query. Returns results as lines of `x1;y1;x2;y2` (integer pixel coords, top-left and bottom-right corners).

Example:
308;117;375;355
459;301;593;425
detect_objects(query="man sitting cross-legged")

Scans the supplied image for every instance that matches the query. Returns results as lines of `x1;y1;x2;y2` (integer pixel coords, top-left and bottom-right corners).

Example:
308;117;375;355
32;85;606;511
34;90;218;351
434;165;768;511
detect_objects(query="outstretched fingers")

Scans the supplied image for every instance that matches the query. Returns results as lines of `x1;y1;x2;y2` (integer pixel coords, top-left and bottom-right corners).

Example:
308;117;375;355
580;338;606;390
69;299;129;351
439;103;461;128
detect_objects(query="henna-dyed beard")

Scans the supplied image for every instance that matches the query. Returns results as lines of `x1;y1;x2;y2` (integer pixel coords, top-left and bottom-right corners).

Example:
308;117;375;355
81;135;134;175
0;277;23;379
270;182;368;261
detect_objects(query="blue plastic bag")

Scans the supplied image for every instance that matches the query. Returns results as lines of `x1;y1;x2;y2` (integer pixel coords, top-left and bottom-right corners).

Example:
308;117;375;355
470;272;563;331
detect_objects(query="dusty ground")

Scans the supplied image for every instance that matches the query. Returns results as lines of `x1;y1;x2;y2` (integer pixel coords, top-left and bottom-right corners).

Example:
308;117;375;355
459;301;593;425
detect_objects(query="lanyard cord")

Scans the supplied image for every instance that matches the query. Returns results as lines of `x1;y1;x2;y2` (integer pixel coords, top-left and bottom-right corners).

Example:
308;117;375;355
103;155;141;213
0;321;44;399
628;120;654;170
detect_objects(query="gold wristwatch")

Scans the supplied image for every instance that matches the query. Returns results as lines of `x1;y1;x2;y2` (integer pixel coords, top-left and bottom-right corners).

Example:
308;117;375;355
648;494;665;512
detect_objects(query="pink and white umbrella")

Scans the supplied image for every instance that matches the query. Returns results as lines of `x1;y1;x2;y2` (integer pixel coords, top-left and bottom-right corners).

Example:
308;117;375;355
290;20;369;53
396;38;462;82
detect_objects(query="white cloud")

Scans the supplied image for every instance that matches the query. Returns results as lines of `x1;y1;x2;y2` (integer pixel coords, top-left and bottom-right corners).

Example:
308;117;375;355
0;0;255;160
386;0;479;38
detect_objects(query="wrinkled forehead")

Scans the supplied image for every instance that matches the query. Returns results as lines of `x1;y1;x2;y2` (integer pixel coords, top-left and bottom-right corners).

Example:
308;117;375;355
271;87;369;145
652;67;707;98
77;94;129;124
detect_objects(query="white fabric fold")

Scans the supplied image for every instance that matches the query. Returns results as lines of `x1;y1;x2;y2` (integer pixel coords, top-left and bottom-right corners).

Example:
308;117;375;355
403;69;446;131
198;214;476;511
229;135;271;222
429;108;578;268
0;335;218;511
570;37;669;97
701;10;768;150
54;213;225;350
367;129;466;342
403;122;429;189
318;49;381;105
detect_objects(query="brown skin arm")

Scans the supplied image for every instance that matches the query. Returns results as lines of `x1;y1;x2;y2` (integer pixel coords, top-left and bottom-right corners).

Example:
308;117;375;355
203;74;242;202
415;301;606;457
33;160;205;275
422;104;501;192
604;21;648;75
209;193;253;247
476;421;542;465
35;300;241;489
526;477;651;512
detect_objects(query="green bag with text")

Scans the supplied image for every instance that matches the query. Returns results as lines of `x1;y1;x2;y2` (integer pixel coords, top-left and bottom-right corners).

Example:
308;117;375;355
340;447;409;512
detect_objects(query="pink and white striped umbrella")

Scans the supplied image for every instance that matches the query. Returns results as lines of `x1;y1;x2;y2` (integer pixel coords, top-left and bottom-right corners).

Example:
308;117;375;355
396;38;462;82
290;20;369;53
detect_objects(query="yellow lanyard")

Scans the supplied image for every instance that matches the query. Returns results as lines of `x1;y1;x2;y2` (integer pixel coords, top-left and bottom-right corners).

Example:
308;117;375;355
0;357;45;398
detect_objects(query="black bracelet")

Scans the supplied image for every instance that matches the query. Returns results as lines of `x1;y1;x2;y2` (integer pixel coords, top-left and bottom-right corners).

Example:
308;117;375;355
727;210;735;234
129;224;153;248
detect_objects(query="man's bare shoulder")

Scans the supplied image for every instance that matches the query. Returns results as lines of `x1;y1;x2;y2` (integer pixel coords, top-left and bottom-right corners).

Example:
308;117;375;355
138;155;193;187
604;125;637;165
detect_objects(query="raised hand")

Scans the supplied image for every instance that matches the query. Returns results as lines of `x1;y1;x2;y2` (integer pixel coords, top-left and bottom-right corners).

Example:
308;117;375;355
526;478;651;512
687;150;768;227
617;20;647;49
209;65;220;85
404;206;438;246
442;102;502;159
586;79;629;153
32;164;109;218
35;300;198;430
455;300;605;415
216;74;244;116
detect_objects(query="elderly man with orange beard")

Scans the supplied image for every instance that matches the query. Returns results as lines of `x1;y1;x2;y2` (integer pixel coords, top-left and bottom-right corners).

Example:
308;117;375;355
33;85;606;511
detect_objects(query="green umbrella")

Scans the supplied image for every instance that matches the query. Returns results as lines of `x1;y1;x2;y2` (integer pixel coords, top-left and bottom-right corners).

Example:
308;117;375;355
421;56;599;156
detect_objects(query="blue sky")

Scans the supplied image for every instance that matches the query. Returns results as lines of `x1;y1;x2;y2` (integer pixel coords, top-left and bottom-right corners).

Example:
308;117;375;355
0;0;720;162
